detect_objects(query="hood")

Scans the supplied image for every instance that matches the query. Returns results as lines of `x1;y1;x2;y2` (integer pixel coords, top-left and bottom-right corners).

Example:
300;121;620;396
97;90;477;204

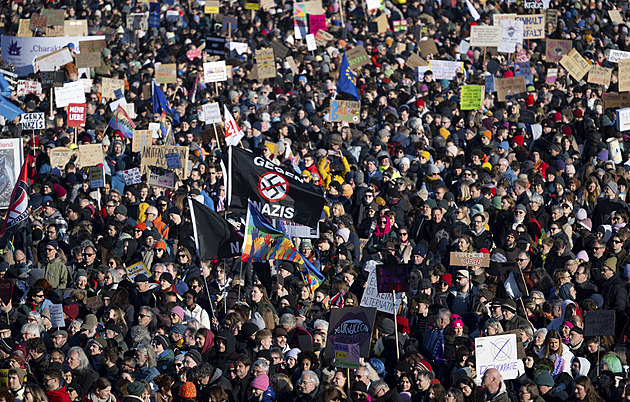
574;357;591;378
560;300;576;321
215;330;236;355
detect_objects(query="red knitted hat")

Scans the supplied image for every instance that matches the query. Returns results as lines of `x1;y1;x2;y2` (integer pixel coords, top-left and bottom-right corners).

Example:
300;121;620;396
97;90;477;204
179;382;197;399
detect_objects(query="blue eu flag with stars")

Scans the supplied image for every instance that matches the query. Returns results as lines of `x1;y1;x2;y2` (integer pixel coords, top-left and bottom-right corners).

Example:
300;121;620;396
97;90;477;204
336;52;360;101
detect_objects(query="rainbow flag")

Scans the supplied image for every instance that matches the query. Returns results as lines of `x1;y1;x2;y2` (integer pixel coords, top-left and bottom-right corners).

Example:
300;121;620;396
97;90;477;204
108;106;136;138
159;110;169;138
242;202;325;292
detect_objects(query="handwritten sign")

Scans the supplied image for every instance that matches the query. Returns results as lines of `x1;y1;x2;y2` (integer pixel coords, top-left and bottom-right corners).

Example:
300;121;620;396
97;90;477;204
514;14;545;39
64;20;88;36
450;251;490;267
255;48;276;79
165;153;182;169
141;145;189;178
545;9;559;28
546;39;572;63
428;60;464;80
36;48;73;72
587;65;612;86
498;20;523;53
86;295;103;312
131;130;152;153
148;166;176;188
315;29;334;46
122;168;142;185
406;53;427;69
50;304;65;327
54;82;86;108
205;0;220;13
17;80;42;96
346;45;370;70
475;334;519;380
470;25;502;47
17;19;32;37
496;76;526;101
79;144;104;167
41;9;64;26
102;78;125;100
460;85;484;110
30;14;48;31
560;49;592;81
393;20;408;32
309;14;326;34
584;310;615;336
609;9;624;24
21;113;44;130
603;93;630;109
619;59;630;92
79;40;107;54
89;166;105;188
419;39;439;56
360;263;403;314
608;49;630;63
50;147;76;169
156;63;177;84
375;262;409;293
203;61;227;83
330;100;360;123
201;103;222;124
75;52;101;68
67;103;86;127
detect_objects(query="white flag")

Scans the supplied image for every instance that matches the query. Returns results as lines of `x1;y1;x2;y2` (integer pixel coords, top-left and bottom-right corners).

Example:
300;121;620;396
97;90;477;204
223;104;244;147
504;272;523;299
467;0;480;21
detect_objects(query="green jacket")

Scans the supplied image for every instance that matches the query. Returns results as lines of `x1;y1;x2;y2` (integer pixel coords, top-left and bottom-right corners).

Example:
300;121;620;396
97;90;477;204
39;257;68;288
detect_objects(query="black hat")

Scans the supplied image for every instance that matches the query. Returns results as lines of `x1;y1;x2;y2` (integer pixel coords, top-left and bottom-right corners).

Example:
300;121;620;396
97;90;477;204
168;206;181;216
160;273;173;284
135;274;149;283
154;334;171;350
105;321;122;334
187;350;203;365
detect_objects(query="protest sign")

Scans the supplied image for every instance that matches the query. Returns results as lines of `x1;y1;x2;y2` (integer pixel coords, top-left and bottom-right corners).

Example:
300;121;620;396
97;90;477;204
485;75;495;93
102;78;125;100
79;144;104;167
475;334;519;379
125;261;151;281
470;25;502;47
406;53;427;69
326;307;376;359
309;14;326;34
17;80;42;96
545;9;559;27
36;48;73;72
166;153;182;169
458;40;470;54
588;65;612;87
368;14;389;34
141;145;189;178
54;82;86;108
132;130;152;153
245;1;260;10
428;60;464;80
67;103;86;127
156;63;177;84
20;113;44;130
450;252;491;267
617;59;630;92
205;1;220;13
360;264;403;314
148;166;176;188
50;304;65;327
17;20;32;37
493;13;516;25
270;41;289;59
603;93;630;109
255;48;276;79
546;39;572;63
203;61;227;83
418;39;439;56
366;0;382;10
305;34;317;51
334;343;361;369
496;76;526;101
30;14;47;31
515;62;533;85
41;9;64;26
514;14;545;39
584;310;615;336
75;52;101;68
609;9;624;24
201;103;222;124
64;20;88;36
280;220;319;238
122;168;142;185
293;3;308;39
346;45;370;70
315;30;334;46
608;49;630;63
79;39;107;54
296;0;325;14
460;85;484;110
498;20;523;53
286;56;299;74
330;100;360;123
393;20;407;32
375;260;409;293
89;166;105;188
617;108;630;132
50;147;76;169
85;295;103;312
546;68;558;83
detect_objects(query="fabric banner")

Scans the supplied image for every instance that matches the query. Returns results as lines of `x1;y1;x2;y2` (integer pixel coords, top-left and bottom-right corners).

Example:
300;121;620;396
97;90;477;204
188;197;243;259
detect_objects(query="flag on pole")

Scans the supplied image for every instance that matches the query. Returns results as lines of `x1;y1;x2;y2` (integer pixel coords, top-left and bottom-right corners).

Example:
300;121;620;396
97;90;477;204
188;197;243;259
159;110;169;138
152;81;180;124
223;104;244;146
0;160;29;237
108;106;136;138
336;52;360;101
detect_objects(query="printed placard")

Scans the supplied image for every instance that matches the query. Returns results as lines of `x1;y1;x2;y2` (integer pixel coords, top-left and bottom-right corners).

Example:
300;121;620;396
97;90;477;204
325;307;376;360
21;113;45;130
346;45;370;70
546;39;572;63
617;108;630;132
470;25;502;47
102;78;125;100
496;76;526;101
203;61;227;83
67;103;87;127
50;304;65;327
587;65;612;86
89;166;105;188
608;49;630;63
460;85;484;110
156;63;177;84
329;100;360;123
255;48;276;79
132;130;152;152
619;59;630;92
334;343;361;369
560;48;592;81
360;263;403;314
450;251;490;267
514;14;545;39
122;168;142;185
79;144;104;167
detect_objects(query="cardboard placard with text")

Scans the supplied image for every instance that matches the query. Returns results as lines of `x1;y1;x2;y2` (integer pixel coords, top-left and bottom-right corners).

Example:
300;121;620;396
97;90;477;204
560;48;592;81
450;252;490;267
64;20;88;36
132;130;153;153
619;59;630;92
405;53;428;69
18;19;32;37
603;93;630;109
496;76;526;101
156;63;177;84
346;45;370;70
255;48;276;79
587;65;612;87
102;78;125;100
79;144;104;167
545;39;572;63
470;25;502;47
75;52;101;68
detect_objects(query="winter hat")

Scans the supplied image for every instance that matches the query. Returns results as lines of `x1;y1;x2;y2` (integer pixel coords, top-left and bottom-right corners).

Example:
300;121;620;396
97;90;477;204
250;374;270;391
606;181;619;195
576;250;589;262
186;350;203;366
502;299;517;313
534;371;555;387
154;334;171;350
179;382;197;399
286;348;301;360
170;306;185;321
336;228;350;243
604;257;618;273
449;314;464;328
127;382;145;397
378;318;395;335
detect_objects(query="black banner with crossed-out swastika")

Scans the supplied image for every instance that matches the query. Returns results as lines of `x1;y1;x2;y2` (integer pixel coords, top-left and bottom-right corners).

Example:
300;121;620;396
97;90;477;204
227;147;325;228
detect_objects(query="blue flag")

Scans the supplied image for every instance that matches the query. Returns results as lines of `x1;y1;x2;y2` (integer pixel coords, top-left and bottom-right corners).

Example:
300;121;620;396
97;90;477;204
152;81;179;123
336;52;360;101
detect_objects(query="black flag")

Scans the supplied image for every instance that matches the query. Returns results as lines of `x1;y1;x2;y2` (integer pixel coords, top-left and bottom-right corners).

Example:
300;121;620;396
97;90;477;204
188;197;243;260
227;147;325;228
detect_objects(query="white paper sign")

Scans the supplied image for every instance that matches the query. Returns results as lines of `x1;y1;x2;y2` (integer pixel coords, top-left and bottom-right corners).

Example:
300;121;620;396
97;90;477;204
202;102;222;123
617;108;630;132
475;334;519;380
122;167;142;185
306;34;317;51
359;261;403;314
498;20;524;53
54;81;86;108
428;60;464;80
458;40;470;54
203;61;227;83
36;48;73;72
609;49;630;63
50;304;65;328
79;78;93;93
21;112;45;130
229;42;248;55
17;80;42;96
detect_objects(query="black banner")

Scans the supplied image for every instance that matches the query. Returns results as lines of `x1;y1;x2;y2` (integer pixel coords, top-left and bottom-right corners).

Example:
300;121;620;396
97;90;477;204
188;198;242;260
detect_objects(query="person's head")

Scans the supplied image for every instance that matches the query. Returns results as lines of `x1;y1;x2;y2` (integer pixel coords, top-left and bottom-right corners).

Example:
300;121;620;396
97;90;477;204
481;368;502;394
417;371;433;391
66;346;88;371
518;382;540;402
298;371;319;395
544;330;563;356
43;368;63;391
574;376;597;401
354;366;370;386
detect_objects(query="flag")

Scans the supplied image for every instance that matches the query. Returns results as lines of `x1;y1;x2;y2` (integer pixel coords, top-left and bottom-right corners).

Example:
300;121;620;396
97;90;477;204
159;110;169;138
336;52;360;101
242;201;325;292
189;72;200;102
223;104;244;146
108;106;136;138
466;0;480;20
0;73;23;122
0;160;29;237
152;81;171;115
188;197;243;259
226;147;325;228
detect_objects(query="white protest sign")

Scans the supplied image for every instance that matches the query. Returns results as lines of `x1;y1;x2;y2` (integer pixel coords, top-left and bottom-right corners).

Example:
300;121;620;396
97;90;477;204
428;60;464;80
498;19;524;53
470;25;502;47
608;49;630;63
50;304;65;327
203;61;227;83
306;34;317;51
475;334;519;379
122;167;142;185
202;102;222;123
229;42;248;55
617;108;630;132
359;261;403;314
125;261;151;281
54;81;86;108
17;80;42;96
36;48;73;72
21;113;45;130
458;40;470;54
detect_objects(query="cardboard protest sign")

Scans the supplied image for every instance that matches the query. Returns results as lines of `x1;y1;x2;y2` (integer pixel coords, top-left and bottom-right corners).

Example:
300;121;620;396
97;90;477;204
270;41;289;59
64;20;88;36
514;14;545;39
560;49;592;81
608;49;630;63
132;130;153;153
603;93;630;109
286;56;299;74
372;14;389;34
497;20;523;53
79;39;107;54
148;166;176;188
496;76;526;101
125;261;151;281
54;82;86;108
460;85;484;110
30;14;48;31
475;334;519;380
325;307;376;359
493;13;516;25
85;295;103;312
450;251;490;267
50;147;76;169
18;20;32;37
156;63;177;84
315;30;334;46
141;145;189;178
587;65;612;86
122;168;142;185
41;9;64;27
428;60;464;80
79;144;104;167
36;48;73;72
309;14;326;34
360;263;403;314
17;80;42;96
346;45;370;70
67;103;86;127
255;48;276;79
329;100;360;123
21;113;44;130
418;39;439;56
75;52;101;68
406;53;427;69
546;39;572;63
609;9;624;24
102;78;125;100
334;343;361;369
545;9;559;28
619;59;630;92
470;25;502;47
584;310;615;336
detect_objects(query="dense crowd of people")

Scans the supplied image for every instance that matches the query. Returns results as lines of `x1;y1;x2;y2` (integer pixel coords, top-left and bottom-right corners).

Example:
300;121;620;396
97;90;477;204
2;0;630;400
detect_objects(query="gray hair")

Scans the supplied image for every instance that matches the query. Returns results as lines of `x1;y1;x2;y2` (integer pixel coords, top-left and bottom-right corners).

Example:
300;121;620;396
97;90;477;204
530;290;546;303
68;319;83;334
370;380;389;395
253;359;270;373
27;311;46;333
300;370;319;387
130;325;152;346
529;192;544;205
280;313;297;329
136;344;158;369
313;319;329;332
108;268;122;283
68;346;90;371
21;323;40;337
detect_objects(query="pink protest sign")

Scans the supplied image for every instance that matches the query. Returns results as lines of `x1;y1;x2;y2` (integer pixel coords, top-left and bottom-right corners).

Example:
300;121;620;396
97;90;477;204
309;14;326;34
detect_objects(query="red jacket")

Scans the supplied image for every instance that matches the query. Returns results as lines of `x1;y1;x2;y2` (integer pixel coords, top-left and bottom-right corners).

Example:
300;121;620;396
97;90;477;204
47;386;72;402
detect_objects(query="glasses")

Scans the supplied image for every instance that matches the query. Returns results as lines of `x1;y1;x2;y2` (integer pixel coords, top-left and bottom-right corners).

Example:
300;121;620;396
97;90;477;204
399;232;408;236
83;253;95;256
613;239;623;244
46;248;56;252
594;246;604;250
138;314;149;318
106;205;115;208
516;258;528;262
178;254;187;259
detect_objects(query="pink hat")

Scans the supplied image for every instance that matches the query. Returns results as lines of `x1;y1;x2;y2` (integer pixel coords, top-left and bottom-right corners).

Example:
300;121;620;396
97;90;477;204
576;250;589;262
251;374;269;391
449;314;464;328
170;306;185;321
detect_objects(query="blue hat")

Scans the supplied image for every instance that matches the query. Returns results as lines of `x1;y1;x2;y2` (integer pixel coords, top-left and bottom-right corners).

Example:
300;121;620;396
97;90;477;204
171;324;187;335
413;243;428;258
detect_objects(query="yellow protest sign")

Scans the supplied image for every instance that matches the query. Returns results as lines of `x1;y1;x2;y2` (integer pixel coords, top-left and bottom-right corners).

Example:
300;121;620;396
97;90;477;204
560;49;592;81
460;85;484;110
